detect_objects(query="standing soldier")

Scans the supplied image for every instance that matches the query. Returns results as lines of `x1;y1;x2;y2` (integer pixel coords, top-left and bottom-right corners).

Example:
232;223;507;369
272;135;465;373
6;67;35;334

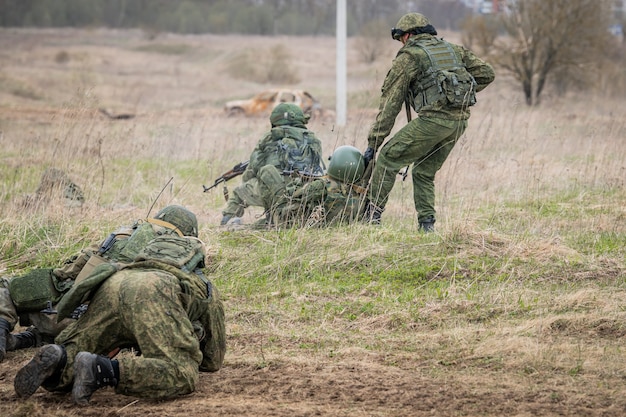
362;12;495;231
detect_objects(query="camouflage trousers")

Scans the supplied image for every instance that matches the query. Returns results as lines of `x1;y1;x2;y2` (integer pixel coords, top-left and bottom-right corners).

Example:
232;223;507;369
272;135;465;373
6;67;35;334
50;268;203;399
222;178;265;218
368;116;467;223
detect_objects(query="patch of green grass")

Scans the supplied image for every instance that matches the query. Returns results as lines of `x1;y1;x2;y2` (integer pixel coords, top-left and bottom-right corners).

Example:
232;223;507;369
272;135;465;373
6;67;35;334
571;231;626;256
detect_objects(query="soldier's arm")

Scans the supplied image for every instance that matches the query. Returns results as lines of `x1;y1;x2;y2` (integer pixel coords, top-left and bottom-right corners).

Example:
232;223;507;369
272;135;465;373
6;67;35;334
243;131;275;181
460;47;495;92
366;53;413;151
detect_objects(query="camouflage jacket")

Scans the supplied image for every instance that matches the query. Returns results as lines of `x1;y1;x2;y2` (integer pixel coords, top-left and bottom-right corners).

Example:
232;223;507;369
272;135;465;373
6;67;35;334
367;34;495;150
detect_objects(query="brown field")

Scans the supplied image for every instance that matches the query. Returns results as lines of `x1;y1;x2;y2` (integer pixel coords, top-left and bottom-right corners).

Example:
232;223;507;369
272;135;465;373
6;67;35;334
1;28;625;417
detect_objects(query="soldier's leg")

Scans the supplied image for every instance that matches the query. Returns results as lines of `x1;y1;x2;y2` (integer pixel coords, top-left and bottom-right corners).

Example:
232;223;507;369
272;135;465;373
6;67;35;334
112;270;201;399
16;273;123;398
222;179;264;224
26;312;73;344
221;190;246;222
411;118;467;225
368;117;449;212
49;276;126;392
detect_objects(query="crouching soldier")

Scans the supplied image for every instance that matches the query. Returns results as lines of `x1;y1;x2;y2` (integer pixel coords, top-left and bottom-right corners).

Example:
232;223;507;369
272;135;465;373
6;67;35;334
258;145;367;228
14;205;226;405
0;205;212;361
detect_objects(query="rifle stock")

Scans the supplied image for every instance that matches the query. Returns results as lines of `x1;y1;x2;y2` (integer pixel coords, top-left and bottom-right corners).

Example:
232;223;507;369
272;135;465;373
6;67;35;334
203;160;249;193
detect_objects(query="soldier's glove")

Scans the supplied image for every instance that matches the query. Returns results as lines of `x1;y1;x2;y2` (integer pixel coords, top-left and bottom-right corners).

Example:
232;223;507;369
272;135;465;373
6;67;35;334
363;147;376;168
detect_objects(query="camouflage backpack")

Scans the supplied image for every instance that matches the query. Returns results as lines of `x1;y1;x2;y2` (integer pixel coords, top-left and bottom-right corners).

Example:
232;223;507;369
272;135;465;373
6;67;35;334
268;125;324;175
408;37;477;110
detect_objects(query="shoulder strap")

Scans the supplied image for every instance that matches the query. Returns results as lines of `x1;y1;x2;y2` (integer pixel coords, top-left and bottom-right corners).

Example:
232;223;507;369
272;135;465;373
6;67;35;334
146;218;184;237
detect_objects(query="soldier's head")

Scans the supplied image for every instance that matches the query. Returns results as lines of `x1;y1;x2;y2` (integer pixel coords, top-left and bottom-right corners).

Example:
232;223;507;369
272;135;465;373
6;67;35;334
391;13;437;42
327;145;365;184
154;205;198;237
270;103;309;127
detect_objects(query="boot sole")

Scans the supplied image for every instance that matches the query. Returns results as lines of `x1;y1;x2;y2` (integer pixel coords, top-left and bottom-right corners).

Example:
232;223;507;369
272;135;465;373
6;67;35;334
14;344;65;398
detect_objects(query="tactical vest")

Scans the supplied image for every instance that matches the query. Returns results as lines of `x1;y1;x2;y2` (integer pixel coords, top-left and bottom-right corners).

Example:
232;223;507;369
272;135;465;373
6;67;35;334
409;37;477;111
267;126;324;175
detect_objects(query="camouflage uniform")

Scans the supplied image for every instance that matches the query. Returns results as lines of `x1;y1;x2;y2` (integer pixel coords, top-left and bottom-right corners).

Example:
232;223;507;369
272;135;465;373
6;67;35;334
365;13;495;228
221;103;324;225
14;207;226;403
50;265;221;398
258;146;366;228
0;206;205;360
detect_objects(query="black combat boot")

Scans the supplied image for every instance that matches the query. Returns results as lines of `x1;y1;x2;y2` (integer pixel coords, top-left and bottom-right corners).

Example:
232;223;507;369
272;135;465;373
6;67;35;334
0;317;10;362
14;344;67;398
72;352;119;405
7;327;42;351
418;216;436;233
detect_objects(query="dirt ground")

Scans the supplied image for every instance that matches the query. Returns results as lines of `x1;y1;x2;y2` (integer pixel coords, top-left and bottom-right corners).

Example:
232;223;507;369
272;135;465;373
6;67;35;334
1;28;625;417
2;334;625;417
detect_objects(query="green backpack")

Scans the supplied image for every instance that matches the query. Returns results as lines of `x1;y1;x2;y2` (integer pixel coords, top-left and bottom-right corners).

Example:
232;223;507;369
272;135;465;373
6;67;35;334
269;126;324;175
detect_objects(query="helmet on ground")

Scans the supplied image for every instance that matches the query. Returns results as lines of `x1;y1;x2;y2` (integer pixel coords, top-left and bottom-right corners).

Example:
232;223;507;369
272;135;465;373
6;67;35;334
327;145;365;184
270;103;309;127
391;13;433;40
154;205;198;237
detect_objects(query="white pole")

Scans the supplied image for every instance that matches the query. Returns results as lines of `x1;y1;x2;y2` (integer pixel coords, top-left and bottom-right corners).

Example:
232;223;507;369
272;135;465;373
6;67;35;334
336;0;347;126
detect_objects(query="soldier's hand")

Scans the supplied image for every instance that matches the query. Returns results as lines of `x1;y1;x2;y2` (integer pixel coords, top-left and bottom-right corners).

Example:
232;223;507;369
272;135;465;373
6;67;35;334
363;147;375;167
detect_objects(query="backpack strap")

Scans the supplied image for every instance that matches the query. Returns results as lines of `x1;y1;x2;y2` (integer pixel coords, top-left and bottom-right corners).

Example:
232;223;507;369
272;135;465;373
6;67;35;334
146;218;184;237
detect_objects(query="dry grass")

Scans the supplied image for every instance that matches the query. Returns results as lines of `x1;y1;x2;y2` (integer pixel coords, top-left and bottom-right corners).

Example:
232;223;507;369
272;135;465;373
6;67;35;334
0;28;625;417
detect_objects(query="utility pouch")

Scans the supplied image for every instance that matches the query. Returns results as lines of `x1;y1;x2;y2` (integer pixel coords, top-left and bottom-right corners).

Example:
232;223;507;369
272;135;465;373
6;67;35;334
8;268;62;311
75;254;108;285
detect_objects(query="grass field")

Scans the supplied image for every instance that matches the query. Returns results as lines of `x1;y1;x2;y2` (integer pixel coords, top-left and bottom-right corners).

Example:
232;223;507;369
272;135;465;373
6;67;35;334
0;27;625;416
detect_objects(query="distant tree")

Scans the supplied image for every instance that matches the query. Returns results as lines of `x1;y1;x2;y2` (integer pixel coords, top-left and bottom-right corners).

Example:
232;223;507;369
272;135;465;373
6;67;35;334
354;19;390;64
493;0;613;105
460;14;499;56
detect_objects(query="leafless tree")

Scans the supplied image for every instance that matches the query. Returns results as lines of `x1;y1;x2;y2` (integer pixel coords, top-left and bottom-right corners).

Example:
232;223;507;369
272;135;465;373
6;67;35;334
493;0;613;105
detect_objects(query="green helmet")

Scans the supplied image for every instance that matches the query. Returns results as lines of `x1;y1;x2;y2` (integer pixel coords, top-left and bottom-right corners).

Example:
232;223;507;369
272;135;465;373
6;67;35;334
327;145;365;184
154;205;198;237
391;13;431;40
270;103;309;127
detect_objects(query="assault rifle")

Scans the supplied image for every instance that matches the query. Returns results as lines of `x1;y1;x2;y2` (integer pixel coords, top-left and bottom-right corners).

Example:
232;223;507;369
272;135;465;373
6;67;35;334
203;160;249;193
